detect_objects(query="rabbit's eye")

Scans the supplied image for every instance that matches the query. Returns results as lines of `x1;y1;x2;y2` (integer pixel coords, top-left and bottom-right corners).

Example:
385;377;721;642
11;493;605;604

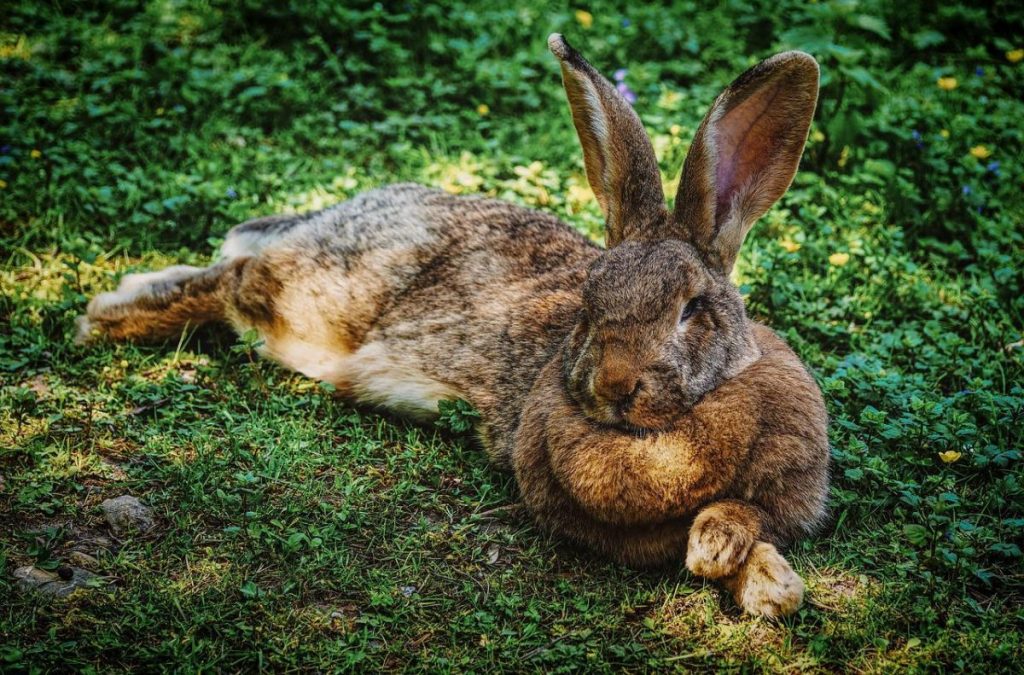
680;296;703;323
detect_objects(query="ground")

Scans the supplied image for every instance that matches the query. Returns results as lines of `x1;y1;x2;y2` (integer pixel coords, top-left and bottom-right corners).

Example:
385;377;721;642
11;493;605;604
1;1;1023;672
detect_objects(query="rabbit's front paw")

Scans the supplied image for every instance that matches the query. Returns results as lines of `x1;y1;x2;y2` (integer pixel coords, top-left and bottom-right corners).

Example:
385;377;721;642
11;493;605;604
731;542;804;617
685;508;755;579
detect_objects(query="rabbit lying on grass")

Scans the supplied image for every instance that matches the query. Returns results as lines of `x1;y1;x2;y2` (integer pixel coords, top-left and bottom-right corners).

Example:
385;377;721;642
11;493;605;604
78;34;829;617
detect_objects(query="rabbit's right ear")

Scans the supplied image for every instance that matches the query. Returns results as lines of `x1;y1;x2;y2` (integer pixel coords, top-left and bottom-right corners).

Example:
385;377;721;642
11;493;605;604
549;34;669;247
674;52;819;274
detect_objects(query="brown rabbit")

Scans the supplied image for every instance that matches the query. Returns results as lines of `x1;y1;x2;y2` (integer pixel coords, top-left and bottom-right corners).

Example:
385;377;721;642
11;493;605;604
77;34;828;617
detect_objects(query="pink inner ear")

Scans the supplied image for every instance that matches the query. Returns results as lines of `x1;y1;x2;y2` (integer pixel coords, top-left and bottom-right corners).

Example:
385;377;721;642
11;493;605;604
713;80;786;228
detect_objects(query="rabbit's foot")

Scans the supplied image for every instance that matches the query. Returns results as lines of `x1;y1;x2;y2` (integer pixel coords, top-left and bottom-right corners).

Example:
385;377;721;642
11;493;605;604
726;542;804;617
74;271;168;344
685;505;756;579
75;265;216;344
74;314;102;344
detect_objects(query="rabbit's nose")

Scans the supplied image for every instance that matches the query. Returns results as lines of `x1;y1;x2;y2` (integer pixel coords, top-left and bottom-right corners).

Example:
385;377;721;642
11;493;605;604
594;365;641;405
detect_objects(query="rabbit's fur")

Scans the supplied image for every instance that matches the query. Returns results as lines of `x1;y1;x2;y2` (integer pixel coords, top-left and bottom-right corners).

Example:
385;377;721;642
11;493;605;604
77;35;829;617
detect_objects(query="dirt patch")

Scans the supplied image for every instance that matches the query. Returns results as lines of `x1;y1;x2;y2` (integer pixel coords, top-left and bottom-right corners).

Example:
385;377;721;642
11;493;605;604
807;568;876;612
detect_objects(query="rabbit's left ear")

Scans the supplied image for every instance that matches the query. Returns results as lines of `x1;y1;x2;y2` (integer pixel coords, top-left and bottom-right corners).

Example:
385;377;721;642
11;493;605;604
549;34;669;247
675;52;819;274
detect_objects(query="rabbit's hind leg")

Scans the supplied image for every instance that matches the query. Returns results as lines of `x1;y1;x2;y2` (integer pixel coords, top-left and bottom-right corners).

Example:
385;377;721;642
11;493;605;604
76;259;246;344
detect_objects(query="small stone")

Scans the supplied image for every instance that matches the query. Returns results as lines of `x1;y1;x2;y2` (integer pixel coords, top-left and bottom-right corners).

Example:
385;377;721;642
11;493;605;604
14;565;99;597
400;585;417;597
72;533;115;556
89;535;114;551
69;551;99;568
101;495;155;535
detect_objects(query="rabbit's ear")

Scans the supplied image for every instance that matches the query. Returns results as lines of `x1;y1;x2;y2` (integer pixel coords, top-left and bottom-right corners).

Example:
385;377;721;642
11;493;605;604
549;34;668;247
674;51;819;274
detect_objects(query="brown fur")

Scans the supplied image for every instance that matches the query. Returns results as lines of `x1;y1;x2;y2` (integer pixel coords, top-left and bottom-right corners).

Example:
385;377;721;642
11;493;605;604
77;38;828;617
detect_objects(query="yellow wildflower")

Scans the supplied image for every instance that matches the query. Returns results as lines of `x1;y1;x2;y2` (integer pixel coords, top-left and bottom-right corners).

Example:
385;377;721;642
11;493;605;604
940;128;950;139
476;103;490;116
669;124;681;136
1007;49;1024;63
938;450;962;464
575;9;593;29
811;129;826;143
30;149;42;159
156;107;165;115
937;77;957;91
829;252;850;267
969;145;991;159
780;239;801;253
0;179;6;189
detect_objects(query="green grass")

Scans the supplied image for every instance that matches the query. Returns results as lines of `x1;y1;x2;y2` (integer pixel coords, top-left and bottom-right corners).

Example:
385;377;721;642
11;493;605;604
2;1;1023;671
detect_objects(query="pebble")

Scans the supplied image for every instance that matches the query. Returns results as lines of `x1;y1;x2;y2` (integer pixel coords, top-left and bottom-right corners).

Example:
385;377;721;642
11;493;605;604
14;565;99;597
101;495;155;534
69;551;99;568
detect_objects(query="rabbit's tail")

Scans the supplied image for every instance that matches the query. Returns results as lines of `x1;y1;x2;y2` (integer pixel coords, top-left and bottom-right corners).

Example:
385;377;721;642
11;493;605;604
220;214;303;259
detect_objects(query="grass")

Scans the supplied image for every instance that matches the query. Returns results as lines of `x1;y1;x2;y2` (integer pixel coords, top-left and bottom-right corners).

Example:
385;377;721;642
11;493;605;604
2;1;1023;671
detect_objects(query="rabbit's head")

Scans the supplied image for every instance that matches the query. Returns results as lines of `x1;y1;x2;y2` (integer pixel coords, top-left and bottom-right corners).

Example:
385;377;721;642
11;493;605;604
549;34;819;430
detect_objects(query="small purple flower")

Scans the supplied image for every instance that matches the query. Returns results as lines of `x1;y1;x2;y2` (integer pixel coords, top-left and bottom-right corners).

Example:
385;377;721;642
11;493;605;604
621;18;631;28
961;185;971;196
0;145;10;154
975;66;984;76
613;68;628;82
616;82;637;105
226;187;238;199
987;160;1000;175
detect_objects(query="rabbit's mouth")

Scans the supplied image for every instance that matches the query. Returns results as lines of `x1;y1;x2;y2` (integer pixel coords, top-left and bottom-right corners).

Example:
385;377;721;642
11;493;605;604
572;379;689;432
581;397;633;429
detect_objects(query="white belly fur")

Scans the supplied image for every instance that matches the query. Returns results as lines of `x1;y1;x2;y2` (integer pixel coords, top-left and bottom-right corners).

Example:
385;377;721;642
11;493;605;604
258;335;460;419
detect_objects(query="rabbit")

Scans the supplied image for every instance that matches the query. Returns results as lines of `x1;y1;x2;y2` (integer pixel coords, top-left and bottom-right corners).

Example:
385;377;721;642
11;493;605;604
76;34;829;617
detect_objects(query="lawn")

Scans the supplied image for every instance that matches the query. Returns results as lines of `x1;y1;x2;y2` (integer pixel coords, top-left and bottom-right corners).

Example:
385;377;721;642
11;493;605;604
1;1;1022;671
